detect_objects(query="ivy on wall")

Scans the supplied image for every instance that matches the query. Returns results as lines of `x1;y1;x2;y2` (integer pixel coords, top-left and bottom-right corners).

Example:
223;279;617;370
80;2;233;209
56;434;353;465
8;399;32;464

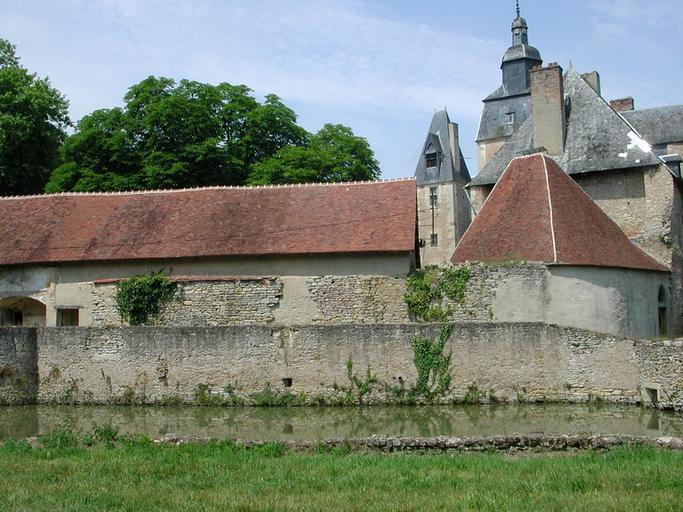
404;266;470;321
412;325;453;399
115;272;176;326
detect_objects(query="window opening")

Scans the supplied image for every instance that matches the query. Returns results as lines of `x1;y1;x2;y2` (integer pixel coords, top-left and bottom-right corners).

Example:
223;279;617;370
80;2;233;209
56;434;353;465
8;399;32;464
425;152;438;168
57;308;79;327
429;187;438;207
430;234;438;247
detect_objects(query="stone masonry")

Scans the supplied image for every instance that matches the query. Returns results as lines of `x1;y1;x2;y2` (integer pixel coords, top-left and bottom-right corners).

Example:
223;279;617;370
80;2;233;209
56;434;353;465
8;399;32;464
91;275;410;327
306;276;409;323
19;322;677;409
0;328;37;404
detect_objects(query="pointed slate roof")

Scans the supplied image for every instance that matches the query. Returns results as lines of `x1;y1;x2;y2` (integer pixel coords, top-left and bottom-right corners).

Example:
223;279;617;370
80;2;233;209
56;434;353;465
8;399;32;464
0;180;417;266
471;69;663;187
414;110;470;186
453;154;668;272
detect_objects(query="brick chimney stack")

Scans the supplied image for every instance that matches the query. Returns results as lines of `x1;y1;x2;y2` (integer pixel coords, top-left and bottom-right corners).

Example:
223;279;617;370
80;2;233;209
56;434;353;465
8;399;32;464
610;97;635;112
530;63;566;156
581;71;601;95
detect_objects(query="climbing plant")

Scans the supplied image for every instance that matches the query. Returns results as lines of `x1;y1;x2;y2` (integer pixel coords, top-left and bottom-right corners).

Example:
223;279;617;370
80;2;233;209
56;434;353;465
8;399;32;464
115;271;176;325
411;325;453;398
404;266;470;321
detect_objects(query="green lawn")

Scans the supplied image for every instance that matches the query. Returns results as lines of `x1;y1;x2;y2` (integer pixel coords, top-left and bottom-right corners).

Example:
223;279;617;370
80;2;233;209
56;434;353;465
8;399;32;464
2;433;683;511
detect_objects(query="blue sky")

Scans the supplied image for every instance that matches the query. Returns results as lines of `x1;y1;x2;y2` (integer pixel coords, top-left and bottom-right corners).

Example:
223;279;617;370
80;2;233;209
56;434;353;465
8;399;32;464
2;0;681;179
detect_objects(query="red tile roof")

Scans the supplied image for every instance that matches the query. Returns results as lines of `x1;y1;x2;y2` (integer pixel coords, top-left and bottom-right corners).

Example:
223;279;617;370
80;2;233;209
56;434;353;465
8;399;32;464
0;180;416;266
452;154;668;272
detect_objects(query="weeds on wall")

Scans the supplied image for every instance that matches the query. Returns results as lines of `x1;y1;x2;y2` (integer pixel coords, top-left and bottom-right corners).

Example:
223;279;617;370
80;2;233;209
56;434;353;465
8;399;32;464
115;271;176;325
404;266;470;321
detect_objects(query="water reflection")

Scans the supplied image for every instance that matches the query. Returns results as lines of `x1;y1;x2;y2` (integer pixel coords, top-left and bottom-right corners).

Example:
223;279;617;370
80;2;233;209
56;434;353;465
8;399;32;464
0;404;681;441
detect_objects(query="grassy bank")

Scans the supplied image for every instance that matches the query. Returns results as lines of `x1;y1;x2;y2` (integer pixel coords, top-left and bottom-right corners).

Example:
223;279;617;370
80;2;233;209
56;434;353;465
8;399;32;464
2;430;683;511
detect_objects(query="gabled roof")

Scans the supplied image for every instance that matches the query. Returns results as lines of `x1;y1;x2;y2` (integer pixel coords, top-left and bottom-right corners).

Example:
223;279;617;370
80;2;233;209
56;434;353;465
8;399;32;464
471;68;663;187
0;180;417;266
414;110;470;186
453;154;668;272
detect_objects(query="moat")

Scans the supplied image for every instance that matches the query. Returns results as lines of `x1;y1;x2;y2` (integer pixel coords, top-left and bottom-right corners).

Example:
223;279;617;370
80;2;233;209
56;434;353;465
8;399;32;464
2;404;682;441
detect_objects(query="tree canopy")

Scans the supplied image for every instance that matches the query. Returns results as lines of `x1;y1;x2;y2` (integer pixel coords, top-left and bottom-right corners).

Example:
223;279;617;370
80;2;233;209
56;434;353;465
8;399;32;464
248;124;379;185
0;39;70;195
46;77;380;192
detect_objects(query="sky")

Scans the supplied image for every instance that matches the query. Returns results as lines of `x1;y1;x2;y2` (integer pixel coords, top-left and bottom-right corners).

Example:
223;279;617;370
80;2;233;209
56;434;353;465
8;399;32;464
1;0;682;180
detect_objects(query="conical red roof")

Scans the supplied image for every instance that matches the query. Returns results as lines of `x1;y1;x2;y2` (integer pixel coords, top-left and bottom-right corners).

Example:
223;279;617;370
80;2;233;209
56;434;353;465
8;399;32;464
453;153;668;272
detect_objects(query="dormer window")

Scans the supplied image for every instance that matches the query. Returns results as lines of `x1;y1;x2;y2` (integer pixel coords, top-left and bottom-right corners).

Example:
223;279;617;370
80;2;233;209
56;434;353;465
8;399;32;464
425;152;438;168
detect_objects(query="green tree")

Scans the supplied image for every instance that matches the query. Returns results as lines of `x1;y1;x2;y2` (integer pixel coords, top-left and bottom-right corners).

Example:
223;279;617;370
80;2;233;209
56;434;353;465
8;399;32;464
0;39;70;195
46;77;309;192
249;124;380;185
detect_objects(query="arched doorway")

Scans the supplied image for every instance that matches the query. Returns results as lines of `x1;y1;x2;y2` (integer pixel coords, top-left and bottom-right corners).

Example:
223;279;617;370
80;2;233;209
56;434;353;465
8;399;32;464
0;296;46;327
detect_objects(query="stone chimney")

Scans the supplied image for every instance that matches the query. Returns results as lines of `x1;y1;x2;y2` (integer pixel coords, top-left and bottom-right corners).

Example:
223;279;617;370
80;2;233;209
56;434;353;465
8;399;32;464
530;63;566;156
447;120;461;177
610;97;635;112
581;71;601;95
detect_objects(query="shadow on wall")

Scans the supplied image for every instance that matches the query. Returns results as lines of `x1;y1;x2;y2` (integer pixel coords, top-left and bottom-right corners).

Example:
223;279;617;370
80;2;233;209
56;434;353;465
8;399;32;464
0;296;46;327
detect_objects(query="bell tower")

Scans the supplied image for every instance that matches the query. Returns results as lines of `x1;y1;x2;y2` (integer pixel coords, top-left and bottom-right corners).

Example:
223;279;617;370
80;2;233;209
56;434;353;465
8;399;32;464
476;1;543;170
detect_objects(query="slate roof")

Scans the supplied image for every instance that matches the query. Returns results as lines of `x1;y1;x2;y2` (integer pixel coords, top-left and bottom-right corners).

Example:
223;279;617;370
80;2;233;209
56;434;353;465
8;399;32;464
470;68;664;187
0;180;417;266
622;105;683;146
453;154;668;272
414;110;470;186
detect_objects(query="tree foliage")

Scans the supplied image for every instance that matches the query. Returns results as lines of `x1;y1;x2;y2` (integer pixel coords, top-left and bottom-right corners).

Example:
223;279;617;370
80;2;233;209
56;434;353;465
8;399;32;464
248;124;380;185
0;39;70;195
46;77;379;192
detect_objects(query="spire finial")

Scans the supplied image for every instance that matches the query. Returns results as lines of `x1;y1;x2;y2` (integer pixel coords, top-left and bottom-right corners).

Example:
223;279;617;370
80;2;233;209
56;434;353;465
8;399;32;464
516;0;520;18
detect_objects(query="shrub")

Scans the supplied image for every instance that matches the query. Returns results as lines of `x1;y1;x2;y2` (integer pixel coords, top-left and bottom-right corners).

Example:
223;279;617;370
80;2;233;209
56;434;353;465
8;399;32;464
115;271;176;325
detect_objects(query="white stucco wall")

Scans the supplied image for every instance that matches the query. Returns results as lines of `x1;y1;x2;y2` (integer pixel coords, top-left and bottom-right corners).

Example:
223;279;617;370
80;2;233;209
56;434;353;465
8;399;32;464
490;265;670;339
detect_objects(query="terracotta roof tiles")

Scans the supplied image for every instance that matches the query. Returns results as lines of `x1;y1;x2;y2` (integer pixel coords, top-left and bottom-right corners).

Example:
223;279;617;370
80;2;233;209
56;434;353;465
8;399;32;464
0;180;417;266
452;154;668;272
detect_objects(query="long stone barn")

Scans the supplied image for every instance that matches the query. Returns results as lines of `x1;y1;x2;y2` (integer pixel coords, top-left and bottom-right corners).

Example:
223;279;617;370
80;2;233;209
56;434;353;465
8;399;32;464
0;180;417;327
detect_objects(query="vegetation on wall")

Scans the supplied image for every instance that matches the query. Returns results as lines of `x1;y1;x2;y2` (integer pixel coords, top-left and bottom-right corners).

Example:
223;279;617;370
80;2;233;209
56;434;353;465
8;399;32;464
115;272;176;326
411;325;453;399
404;266;470;321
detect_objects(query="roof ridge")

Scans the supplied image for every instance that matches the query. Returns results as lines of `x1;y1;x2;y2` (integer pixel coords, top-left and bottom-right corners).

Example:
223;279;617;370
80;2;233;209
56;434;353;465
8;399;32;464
0;177;416;201
541;155;558;263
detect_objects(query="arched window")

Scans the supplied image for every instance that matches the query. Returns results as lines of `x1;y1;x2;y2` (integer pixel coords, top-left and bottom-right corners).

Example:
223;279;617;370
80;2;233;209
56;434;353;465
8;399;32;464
657;285;668;337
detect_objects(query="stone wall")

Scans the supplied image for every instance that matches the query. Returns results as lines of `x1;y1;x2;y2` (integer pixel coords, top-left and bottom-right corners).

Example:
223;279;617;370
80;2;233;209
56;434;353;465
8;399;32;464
0;323;680;409
637;339;683;410
92;276;409;327
28;323;655;407
444;262;669;339
0;328;37;404
307;276;409;323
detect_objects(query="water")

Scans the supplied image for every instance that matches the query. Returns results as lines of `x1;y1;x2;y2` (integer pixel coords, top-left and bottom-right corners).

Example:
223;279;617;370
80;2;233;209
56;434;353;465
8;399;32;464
1;404;682;441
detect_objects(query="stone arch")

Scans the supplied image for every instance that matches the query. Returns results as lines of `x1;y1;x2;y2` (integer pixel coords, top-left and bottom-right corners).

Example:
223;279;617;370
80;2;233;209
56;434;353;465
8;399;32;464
0;296;46;327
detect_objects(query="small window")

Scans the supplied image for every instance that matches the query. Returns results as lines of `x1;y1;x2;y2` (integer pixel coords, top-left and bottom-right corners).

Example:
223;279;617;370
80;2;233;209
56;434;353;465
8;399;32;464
12;311;23;326
429;187;438;207
506;112;515;125
425;152;438;168
430;234;438;247
57;308;79;327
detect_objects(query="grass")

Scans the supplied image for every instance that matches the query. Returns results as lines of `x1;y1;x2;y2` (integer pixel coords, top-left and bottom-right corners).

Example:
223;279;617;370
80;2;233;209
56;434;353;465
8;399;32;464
1;432;683;511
